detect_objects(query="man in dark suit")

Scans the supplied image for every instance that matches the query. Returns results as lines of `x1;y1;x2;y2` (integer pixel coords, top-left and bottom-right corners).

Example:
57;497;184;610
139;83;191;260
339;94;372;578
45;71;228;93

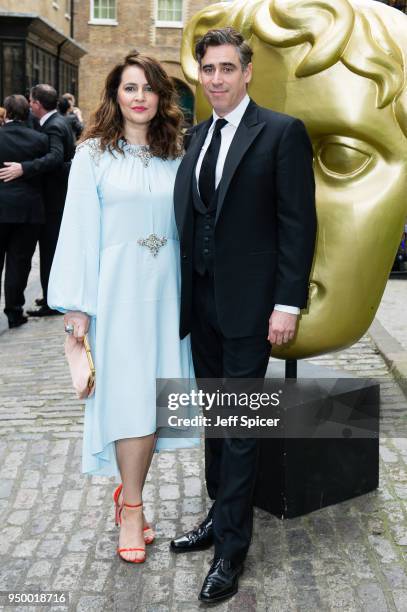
0;84;75;316
171;28;317;603
0;95;48;328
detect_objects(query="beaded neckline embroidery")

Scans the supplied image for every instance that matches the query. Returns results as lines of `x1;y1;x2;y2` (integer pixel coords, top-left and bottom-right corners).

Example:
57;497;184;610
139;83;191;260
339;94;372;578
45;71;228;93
121;141;153;167
76;138;153;167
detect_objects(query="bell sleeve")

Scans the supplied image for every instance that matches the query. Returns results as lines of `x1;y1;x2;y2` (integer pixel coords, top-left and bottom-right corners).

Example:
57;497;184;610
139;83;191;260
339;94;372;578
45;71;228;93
48;141;101;316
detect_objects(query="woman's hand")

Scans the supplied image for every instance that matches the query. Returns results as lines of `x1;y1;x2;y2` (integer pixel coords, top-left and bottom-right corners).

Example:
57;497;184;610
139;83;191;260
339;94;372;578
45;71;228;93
64;311;90;341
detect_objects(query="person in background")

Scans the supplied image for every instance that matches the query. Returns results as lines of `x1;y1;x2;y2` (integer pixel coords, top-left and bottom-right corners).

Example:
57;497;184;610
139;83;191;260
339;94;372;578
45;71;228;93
0;95;48;328
57;96;83;141
0;107;6;126
62;93;84;125
0;84;75;316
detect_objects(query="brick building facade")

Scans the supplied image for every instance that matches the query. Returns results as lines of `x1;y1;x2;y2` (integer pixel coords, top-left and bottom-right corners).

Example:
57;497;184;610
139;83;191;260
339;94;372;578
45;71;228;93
73;0;213;123
0;1;85;103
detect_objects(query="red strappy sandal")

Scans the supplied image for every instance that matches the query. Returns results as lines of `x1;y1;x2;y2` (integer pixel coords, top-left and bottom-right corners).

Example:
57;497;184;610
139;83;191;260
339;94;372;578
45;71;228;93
116;500;146;564
113;484;155;544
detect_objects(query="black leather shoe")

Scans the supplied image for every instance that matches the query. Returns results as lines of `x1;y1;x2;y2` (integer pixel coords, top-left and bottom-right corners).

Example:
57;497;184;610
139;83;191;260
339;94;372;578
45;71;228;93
35;297;46;306
8;315;28;329
199;557;243;603
170;516;213;553
27;305;62;317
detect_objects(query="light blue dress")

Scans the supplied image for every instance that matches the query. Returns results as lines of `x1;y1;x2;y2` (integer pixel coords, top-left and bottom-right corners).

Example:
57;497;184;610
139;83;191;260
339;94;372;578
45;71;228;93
48;138;198;477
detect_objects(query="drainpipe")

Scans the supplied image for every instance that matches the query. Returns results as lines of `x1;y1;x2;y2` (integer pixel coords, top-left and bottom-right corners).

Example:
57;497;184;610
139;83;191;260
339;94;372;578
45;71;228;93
56;39;68;93
70;0;74;39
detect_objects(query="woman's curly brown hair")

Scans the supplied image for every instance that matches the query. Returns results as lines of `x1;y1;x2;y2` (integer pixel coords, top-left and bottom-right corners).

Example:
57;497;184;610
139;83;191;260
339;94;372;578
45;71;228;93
81;51;184;159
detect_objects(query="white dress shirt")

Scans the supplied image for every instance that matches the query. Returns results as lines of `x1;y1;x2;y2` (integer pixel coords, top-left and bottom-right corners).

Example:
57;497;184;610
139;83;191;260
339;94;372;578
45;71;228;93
39;109;57;126
195;94;300;315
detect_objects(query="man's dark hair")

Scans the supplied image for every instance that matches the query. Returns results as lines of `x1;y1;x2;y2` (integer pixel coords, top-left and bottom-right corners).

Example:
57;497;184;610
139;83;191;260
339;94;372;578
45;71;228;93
31;84;58;111
195;27;253;70
3;94;29;121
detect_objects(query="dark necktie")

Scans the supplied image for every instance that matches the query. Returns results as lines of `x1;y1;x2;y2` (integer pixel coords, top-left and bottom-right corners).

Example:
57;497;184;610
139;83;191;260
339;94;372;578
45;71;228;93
199;118;228;207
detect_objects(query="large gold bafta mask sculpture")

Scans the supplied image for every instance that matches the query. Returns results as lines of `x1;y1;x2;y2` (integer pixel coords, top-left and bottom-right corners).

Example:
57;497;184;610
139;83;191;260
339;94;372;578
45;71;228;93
181;0;407;359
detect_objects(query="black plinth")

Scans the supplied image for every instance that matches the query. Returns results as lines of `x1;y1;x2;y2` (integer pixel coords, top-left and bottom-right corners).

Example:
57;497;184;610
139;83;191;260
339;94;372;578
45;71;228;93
253;361;380;518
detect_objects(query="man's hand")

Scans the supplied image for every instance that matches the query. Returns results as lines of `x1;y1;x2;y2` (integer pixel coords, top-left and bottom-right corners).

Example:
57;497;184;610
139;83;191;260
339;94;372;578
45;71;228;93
268;310;298;345
64;311;90;342
0;162;23;182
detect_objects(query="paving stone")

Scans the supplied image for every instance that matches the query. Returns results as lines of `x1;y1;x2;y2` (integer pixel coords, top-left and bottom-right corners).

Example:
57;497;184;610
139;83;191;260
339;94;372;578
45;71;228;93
30;512;54;536
52;553;87;590
85;486;105;507
0;559;31;589
183;477;201;497
159;484;180;500
61;489;82;511
36;534;66;559
67;528;96;552
14;488;37;510
7;509;30;527
140;574;170;604
76;595;109;611
26;559;53;579
0;479;13;499
393;590;407;612
368;534;398;563
81;560;112;592
0;526;22;554
11;538;39;557
356;581;389;612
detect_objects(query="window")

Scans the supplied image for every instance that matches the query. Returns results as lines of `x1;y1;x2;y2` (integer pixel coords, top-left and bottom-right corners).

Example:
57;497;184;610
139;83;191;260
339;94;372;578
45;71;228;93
90;0;117;25
65;0;71;17
156;0;183;27
1;42;24;100
26;44;57;91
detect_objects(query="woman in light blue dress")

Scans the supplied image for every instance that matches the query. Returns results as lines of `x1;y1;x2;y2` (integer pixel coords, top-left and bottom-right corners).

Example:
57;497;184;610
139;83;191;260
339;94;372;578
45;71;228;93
48;52;197;564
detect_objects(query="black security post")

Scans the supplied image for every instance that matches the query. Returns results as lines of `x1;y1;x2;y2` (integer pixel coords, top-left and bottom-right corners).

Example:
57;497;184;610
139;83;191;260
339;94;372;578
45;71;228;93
285;359;297;380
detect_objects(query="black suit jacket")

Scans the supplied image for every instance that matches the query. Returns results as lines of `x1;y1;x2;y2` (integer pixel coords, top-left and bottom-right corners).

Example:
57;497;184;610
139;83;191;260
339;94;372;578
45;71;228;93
0;121;48;224
64;112;83;140
21;112;75;214
174;99;317;339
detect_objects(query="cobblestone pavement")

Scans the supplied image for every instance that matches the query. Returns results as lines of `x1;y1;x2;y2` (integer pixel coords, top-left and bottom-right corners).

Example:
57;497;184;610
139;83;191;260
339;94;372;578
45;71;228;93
0;283;407;611
376;280;407;352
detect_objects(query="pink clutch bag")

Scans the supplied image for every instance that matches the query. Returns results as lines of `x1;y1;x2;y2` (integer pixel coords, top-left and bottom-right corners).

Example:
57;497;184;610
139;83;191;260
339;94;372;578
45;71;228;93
65;333;96;399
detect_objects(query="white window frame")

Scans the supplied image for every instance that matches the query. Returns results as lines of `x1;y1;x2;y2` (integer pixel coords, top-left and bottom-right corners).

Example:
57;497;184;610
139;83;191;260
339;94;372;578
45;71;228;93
89;0;118;26
155;0;183;28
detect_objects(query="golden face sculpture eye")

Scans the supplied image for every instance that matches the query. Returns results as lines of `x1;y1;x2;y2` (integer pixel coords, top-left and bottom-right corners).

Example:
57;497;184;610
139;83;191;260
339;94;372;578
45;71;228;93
317;139;372;177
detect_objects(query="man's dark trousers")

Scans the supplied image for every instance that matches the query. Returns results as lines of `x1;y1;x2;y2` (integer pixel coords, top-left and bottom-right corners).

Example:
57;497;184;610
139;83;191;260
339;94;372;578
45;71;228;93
38;210;64;303
0;223;40;321
191;271;270;563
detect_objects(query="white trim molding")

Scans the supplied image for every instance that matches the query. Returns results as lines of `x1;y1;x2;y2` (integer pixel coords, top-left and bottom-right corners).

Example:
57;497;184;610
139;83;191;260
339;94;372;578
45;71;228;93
155;20;183;28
